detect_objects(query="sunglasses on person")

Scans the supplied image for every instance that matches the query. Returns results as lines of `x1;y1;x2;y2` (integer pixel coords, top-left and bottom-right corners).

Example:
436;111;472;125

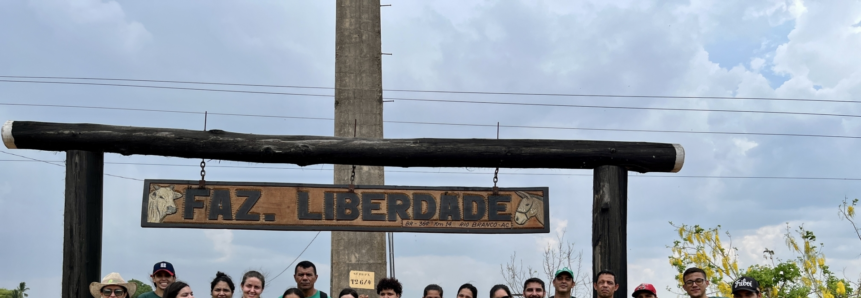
102;288;126;296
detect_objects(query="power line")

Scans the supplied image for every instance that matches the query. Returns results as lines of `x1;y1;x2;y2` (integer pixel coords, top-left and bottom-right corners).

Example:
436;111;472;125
4;158;861;181
1;75;856;105
4;102;861;140
269;231;321;282
0;151;142;181
2;79;861;119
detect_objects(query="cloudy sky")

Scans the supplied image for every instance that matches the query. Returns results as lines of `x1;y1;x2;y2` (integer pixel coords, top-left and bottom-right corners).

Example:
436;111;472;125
2;0;861;297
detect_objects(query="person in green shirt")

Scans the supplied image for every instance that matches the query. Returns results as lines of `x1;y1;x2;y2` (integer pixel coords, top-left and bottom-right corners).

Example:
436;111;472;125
138;261;177;298
295;261;328;298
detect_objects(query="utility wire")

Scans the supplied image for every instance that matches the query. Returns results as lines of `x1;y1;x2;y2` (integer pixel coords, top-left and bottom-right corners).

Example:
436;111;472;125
3;102;861;140
0;151;142;181
4;158;861;181
269;231;321;282
2;79;861;119
0;75;856;105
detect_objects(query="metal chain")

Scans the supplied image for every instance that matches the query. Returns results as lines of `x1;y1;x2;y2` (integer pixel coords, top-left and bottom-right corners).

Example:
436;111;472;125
350;165;356;184
200;160;206;180
198;111;208;189
492;122;500;195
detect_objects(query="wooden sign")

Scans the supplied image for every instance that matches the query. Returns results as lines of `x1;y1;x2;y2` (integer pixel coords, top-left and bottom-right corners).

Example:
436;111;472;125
349;271;375;289
141;180;549;233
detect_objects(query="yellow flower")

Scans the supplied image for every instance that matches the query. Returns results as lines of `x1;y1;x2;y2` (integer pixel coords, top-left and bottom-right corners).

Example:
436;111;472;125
837;281;846;295
679;226;686;238
732;262;738;272
849;205;856;217
817;257;825;267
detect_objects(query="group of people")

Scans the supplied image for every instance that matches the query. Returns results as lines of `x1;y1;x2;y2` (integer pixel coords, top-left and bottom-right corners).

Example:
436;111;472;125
87;260;765;298
88;260;330;298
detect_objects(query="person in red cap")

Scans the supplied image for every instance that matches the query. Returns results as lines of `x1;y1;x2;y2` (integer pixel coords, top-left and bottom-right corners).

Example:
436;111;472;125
138;261;177;298
631;283;657;298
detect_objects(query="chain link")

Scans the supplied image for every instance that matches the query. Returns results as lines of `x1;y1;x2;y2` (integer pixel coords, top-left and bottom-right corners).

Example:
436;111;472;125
350;165;356;184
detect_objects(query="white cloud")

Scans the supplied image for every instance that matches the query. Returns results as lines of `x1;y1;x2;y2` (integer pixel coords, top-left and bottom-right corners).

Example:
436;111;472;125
204;229;235;262
737;224;785;266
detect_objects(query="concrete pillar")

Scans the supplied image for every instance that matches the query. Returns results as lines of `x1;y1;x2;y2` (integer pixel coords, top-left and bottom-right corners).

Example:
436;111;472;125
331;0;387;296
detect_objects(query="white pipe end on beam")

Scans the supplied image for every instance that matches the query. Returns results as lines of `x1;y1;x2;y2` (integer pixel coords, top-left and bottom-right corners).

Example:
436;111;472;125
671;144;685;173
2;121;15;149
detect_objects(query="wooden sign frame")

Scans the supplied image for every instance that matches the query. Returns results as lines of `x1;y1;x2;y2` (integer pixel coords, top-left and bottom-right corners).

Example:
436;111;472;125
140;179;550;234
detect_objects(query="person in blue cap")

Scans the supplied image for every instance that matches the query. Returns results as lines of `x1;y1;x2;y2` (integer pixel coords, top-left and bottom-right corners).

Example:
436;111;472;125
138;261;177;298
550;267;575;298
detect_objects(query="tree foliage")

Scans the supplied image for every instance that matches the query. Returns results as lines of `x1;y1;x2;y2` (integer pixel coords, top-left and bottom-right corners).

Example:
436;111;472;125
838;198;861;297
667;222;856;298
0;288;14;298
130;279;153;298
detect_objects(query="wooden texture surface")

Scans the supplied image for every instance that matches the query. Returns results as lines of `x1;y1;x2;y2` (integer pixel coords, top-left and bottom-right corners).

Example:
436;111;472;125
4;121;684;173
142;180;548;234
592;165;628;298
63;151;103;298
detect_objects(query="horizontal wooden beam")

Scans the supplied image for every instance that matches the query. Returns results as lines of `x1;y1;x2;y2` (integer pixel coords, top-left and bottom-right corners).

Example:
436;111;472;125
2;120;684;172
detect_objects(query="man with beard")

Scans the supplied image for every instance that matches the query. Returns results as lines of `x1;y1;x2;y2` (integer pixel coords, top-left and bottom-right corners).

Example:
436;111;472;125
682;268;710;298
138;261;176;298
593;270;619;298
294;261;328;298
550;268;574;298
523;278;546;298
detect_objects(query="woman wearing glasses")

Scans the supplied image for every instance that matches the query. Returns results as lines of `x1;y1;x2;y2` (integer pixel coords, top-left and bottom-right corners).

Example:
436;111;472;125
89;273;137;298
489;285;511;298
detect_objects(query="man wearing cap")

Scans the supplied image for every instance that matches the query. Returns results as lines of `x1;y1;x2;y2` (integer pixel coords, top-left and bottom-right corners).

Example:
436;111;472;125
550;267;575;298
732;276;761;298
631;283;657;298
138;261;176;298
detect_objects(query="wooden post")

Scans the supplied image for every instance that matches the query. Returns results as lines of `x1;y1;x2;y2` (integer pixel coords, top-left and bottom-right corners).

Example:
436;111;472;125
1;121;685;173
62;150;104;298
331;0;387;296
592;165;627;298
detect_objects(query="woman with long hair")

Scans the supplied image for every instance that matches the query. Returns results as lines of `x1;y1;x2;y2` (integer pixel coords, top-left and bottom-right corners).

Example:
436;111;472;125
282;288;305;298
489;285;512;298
163;281;194;298
240;271;265;298
210;271;235;298
458;283;478;298
338;288;358;298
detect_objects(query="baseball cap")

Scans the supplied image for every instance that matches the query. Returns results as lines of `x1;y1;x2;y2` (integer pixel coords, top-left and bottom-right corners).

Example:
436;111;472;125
631;283;657;297
152;261;175;276
732;276;759;294
554;267;574;279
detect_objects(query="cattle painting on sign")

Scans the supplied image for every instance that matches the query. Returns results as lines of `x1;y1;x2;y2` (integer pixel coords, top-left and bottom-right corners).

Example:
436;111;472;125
147;185;183;223
140;180;550;234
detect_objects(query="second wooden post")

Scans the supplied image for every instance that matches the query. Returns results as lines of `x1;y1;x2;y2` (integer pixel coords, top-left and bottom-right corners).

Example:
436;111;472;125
592;165;628;298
